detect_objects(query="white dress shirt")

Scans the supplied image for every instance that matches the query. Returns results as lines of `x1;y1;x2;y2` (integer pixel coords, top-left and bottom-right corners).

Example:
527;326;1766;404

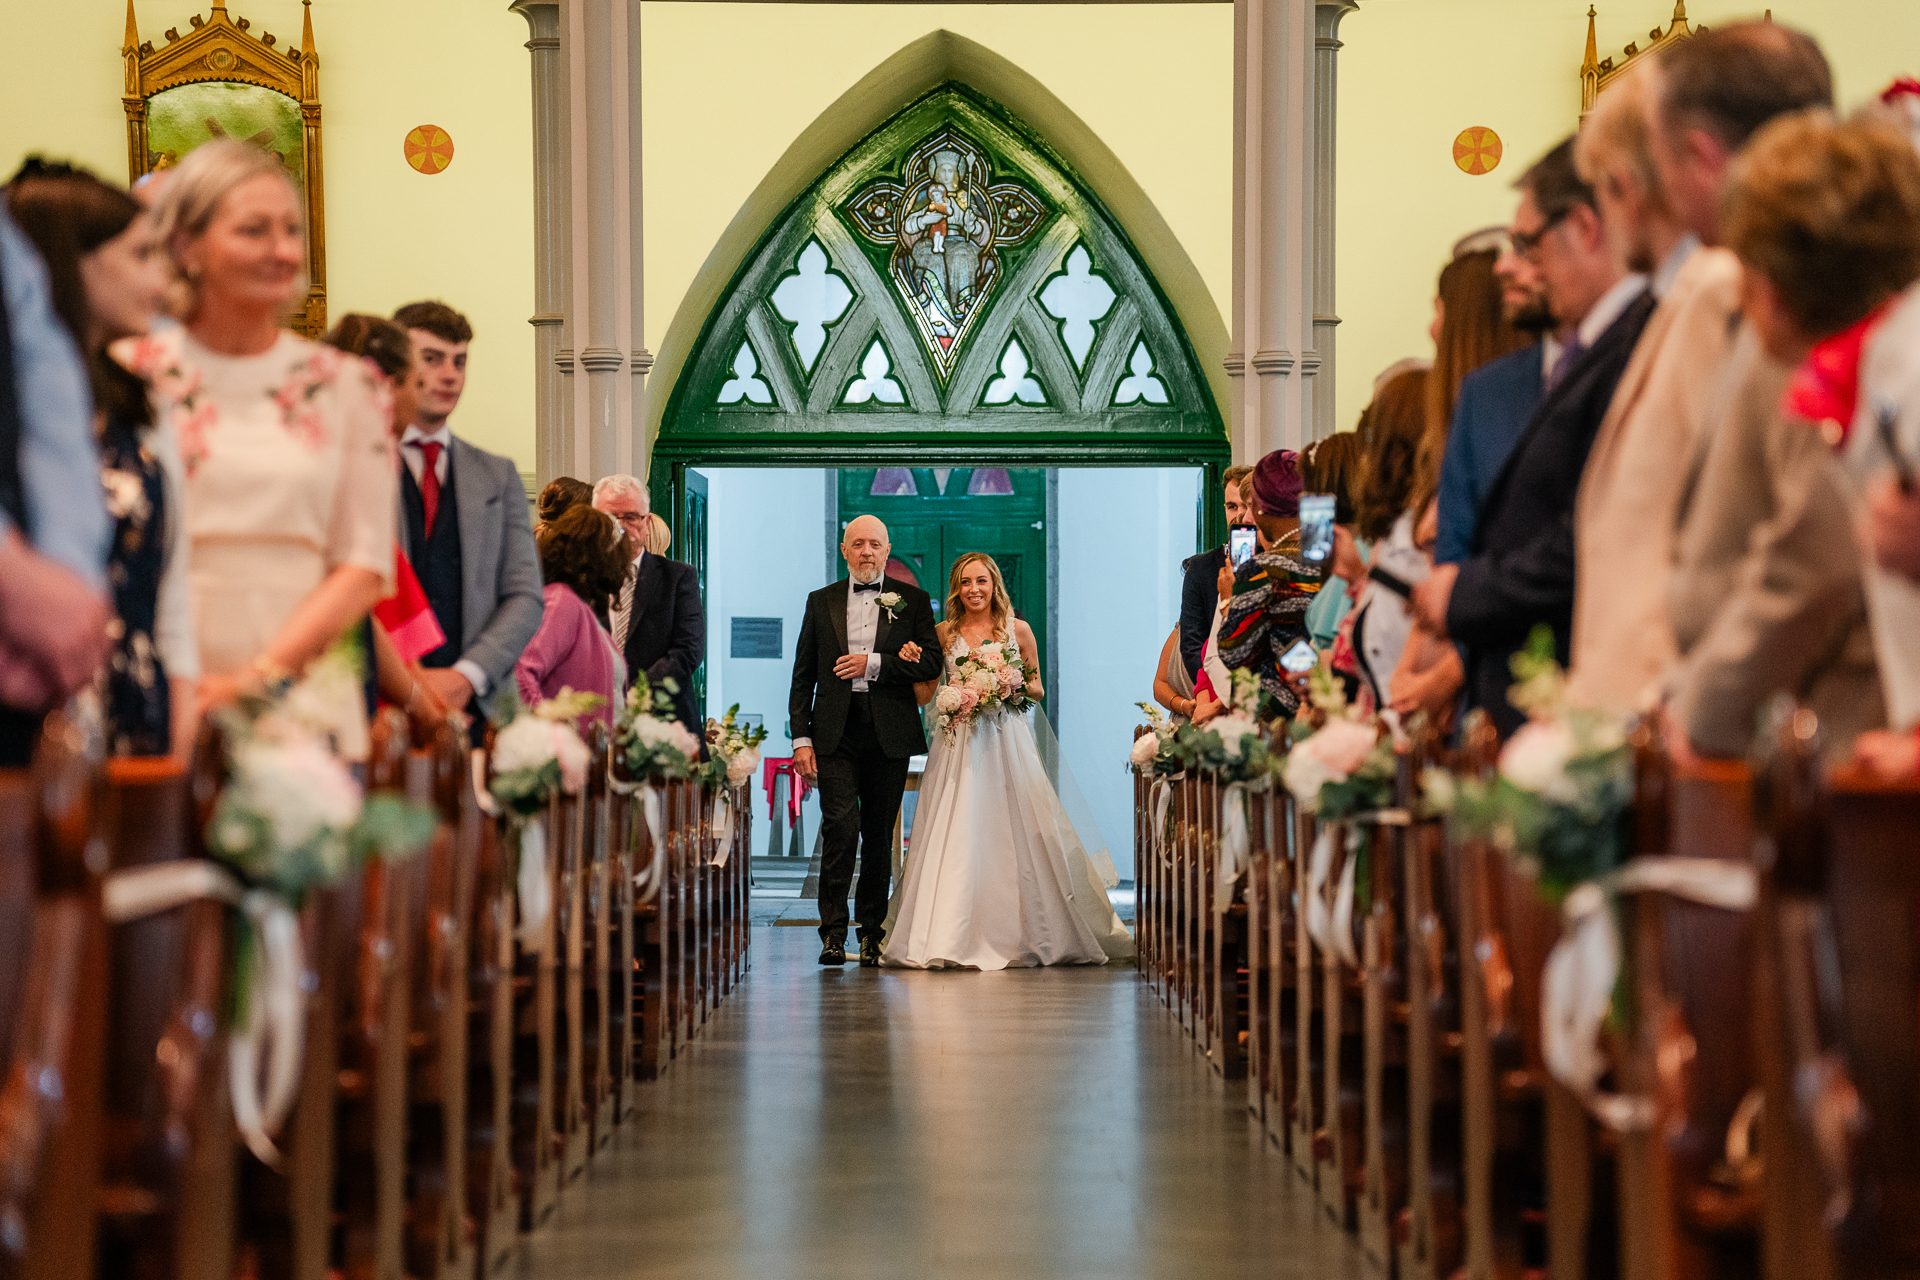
398;423;489;697
792;573;887;752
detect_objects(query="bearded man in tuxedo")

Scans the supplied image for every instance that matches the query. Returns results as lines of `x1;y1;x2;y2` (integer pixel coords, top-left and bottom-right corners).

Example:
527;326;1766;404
790;515;943;967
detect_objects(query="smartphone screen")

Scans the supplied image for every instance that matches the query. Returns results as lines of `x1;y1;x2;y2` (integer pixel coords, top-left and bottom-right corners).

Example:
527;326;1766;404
1298;493;1336;565
1279;637;1318;674
1229;526;1257;568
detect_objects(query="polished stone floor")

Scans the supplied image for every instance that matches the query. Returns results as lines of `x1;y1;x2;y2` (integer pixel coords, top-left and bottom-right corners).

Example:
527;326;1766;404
514;928;1367;1280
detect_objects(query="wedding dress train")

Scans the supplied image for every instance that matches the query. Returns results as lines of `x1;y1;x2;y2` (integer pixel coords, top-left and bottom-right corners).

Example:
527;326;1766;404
881;636;1135;971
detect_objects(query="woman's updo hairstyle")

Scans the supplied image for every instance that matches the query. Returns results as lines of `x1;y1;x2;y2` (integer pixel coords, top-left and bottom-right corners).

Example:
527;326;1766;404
536;476;594;530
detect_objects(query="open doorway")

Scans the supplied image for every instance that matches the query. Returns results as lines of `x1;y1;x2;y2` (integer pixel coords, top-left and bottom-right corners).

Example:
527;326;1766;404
697;464;1201;901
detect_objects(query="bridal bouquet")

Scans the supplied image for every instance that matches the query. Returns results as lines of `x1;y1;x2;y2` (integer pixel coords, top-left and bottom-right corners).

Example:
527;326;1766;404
702;704;769;793
933;640;1036;739
1283;664;1394;819
1422;627;1632;902
616;674;701;783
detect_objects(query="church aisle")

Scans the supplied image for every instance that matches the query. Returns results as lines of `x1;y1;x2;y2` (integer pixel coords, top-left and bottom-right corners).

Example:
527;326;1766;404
513;929;1368;1280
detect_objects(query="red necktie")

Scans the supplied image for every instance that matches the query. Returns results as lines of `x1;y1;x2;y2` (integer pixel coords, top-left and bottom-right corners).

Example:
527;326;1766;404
417;440;443;537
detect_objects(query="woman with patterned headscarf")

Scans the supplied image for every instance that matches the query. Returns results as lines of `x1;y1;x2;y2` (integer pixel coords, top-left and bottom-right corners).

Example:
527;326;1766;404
1217;449;1324;718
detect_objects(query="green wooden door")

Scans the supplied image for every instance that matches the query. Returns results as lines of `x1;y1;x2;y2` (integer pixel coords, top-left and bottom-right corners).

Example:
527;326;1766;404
838;466;1047;712
682;468;710;723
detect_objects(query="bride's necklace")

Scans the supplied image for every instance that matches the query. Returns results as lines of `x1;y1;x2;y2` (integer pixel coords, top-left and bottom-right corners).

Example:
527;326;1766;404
956;613;999;647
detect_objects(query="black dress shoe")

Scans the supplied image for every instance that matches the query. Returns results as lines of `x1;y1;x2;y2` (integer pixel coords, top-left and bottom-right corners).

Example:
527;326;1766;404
859;935;883;967
818;941;847;965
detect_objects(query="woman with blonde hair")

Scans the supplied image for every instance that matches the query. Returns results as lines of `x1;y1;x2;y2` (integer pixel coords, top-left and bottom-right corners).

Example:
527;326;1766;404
137;139;395;743
883;551;1132;970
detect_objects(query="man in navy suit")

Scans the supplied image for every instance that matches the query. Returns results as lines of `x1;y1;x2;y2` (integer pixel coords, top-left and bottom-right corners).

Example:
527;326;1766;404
1412;139;1649;734
1434;139;1606;567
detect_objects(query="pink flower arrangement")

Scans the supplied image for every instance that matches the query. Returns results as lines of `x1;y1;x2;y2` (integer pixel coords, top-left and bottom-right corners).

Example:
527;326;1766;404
931;636;1037;740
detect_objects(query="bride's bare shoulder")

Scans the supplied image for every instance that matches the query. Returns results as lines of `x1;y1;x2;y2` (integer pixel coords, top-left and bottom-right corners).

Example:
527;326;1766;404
934;620;957;647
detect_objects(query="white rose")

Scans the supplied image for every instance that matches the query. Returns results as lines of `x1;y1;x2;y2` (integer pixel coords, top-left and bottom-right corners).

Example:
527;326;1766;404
236;734;362;862
975;643;1006;669
1309;718;1381;778
935;685;964;714
492;715;559;776
1500;720;1580;802
1130;734;1160;767
1211;713;1261;760
1283;748;1339;807
726;746;760;789
967;668;997;695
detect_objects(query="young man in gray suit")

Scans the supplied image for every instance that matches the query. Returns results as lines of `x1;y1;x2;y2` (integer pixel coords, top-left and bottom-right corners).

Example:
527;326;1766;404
392;301;545;726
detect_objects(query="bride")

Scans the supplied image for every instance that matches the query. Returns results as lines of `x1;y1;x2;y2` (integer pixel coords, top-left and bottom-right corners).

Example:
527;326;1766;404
882;553;1134;970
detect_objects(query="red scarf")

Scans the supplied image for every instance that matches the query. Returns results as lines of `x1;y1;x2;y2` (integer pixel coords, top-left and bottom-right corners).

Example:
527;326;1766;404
1783;301;1895;448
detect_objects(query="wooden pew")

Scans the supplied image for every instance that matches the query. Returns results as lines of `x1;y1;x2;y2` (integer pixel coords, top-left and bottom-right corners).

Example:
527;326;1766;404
0;720;109;1280
579;726;615;1154
1291;803;1324;1188
1357;769;1414;1274
1244;782;1281;1137
603;756;636;1119
629;775;667;1084
95;741;236;1280
466;767;518;1275
551;775;588;1192
1312;819;1365;1233
510;793;559;1231
1212;775;1250;1081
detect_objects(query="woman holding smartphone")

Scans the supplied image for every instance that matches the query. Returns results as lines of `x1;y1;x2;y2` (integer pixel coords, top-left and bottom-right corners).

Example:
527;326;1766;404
1218;449;1324;719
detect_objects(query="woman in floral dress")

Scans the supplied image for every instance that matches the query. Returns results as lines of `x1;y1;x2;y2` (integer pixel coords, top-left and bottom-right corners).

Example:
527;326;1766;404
139;141;394;735
7;159;197;757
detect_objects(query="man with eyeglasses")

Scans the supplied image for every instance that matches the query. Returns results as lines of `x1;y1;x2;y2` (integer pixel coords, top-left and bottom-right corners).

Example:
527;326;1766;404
1434;138;1632;569
1411;136;1651;734
593;473;705;733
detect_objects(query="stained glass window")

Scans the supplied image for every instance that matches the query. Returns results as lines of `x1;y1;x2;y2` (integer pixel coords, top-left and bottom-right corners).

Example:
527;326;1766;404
981;338;1047;406
965;467;1014;496
869;466;918;497
1038;243;1117;372
769;239;853;375
716;341;773;405
1113;341;1170;405
841;339;906;405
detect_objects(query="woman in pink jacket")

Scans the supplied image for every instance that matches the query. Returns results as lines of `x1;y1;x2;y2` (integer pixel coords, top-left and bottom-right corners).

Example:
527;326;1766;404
515;504;629;729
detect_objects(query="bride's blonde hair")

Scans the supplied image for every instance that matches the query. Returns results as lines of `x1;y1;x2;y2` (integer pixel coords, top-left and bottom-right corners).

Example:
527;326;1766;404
945;553;1014;635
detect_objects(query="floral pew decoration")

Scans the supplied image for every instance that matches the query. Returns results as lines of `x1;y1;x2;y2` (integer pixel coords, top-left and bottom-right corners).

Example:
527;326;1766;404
1130;701;1187;876
100;644;436;1166
1282;664;1395;966
486;687;602;938
1420;627;1754;1131
699;706;768;865
613;675;701;905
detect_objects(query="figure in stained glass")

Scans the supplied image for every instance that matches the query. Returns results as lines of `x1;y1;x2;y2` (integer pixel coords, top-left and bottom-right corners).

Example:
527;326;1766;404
842;128;1047;381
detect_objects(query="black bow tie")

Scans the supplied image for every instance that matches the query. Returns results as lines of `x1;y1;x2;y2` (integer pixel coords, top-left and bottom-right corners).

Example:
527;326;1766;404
852;581;882;593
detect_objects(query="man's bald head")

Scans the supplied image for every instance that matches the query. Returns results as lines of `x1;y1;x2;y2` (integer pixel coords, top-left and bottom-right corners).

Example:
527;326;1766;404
841;514;891;583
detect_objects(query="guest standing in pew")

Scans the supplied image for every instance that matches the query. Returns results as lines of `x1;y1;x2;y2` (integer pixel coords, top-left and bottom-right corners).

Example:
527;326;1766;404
0;181;113;765
1651;24;1883;765
320;313;456;744
1716;109;1920;777
592;474;704;734
1177;463;1254;694
516;505;629;732
140;140;394;747
1219;449;1323;720
7;160;196;759
1410;141;1653;736
390;299;545;733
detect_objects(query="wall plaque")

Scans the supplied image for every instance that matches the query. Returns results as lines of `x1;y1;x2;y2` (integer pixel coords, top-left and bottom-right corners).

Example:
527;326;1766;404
731;617;783;660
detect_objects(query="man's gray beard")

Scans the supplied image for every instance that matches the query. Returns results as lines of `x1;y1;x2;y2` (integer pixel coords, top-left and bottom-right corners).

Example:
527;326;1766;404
851;570;884;585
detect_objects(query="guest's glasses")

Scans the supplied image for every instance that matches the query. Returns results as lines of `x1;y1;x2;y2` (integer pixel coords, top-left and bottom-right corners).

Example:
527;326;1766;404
1509;210;1571;260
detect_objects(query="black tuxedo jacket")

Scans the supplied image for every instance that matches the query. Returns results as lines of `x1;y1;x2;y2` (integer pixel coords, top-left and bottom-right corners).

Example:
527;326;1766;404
790;577;943;759
1447;288;1658;734
623;552;705;731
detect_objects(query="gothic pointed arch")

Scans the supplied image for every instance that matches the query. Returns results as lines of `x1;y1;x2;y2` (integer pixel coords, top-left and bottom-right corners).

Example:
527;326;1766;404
648;33;1227;472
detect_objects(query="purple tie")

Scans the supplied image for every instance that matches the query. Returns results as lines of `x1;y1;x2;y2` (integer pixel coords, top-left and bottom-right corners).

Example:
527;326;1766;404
1548;335;1587;392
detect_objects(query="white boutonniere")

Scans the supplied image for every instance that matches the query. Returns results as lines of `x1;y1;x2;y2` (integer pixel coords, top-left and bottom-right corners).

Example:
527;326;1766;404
876;591;904;620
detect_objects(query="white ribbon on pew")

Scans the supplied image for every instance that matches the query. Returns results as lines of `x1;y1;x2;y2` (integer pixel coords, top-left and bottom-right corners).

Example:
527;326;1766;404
515;821;551;941
633;785;666;906
711;790;733;868
1541;856;1758;1133
102;860;305;1169
1331;832;1362;970
1306;824;1337;955
1215;782;1254;912
1149;775;1177;868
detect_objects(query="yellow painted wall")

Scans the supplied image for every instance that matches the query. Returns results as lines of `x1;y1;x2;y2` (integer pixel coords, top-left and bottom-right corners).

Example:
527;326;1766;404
1334;0;1920;433
0;0;534;468
4;2;1917;463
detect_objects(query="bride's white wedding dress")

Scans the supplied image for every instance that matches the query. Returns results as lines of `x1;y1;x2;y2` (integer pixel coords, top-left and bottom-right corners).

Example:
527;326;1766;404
881;632;1135;971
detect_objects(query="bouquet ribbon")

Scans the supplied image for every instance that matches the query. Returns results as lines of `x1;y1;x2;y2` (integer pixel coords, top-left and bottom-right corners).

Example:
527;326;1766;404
1306;824;1337;955
633;784;666;906
1541;856;1757;1132
710;790;733;868
102;860;305;1168
1215;782;1253;912
515;820;551;942
1330;827;1362;970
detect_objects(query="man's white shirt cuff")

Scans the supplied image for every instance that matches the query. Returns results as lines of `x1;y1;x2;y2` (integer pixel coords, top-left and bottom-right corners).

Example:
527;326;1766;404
793;737;812;750
453;658;491;699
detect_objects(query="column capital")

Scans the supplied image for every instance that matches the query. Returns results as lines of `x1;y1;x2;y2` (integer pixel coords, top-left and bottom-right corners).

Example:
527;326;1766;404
1251;349;1297;377
580;345;626;373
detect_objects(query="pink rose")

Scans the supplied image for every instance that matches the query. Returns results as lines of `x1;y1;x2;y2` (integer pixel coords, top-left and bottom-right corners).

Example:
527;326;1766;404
976;643;1006;670
996;664;1021;694
1310;717;1380;777
957;687;981;715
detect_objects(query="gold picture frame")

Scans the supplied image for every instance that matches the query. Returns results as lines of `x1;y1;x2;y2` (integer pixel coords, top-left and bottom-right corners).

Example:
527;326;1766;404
1580;2;1699;116
122;0;326;337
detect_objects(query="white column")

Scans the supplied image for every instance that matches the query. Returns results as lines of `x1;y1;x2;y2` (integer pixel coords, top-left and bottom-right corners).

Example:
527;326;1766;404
510;0;568;488
1312;1;1357;443
626;0;650;482
1229;0;1318;464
